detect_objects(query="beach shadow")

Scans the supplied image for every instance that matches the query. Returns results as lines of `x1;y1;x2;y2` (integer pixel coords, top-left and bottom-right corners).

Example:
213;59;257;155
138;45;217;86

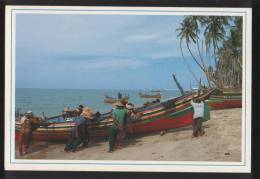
124;135;141;147
15;141;52;159
29;142;49;154
61;137;108;153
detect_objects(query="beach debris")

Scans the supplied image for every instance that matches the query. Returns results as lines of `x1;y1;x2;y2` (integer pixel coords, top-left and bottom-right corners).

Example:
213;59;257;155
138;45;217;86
224;152;231;155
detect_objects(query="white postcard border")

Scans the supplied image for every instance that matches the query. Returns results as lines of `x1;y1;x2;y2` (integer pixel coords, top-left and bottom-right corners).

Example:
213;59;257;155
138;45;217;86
4;6;252;173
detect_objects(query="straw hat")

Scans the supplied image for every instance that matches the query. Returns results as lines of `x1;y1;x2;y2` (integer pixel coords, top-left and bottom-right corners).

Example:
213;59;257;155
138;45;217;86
81;107;94;119
126;103;134;110
25;111;33;117
63;107;69;112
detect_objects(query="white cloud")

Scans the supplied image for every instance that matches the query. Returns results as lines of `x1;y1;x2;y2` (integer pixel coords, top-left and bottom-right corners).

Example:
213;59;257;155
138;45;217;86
54;57;150;72
125;33;161;42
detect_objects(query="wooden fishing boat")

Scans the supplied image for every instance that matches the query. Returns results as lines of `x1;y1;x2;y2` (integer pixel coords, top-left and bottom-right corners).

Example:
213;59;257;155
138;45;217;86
15;89;215;142
208;93;242;110
104;95;129;104
139;92;161;99
151;90;161;92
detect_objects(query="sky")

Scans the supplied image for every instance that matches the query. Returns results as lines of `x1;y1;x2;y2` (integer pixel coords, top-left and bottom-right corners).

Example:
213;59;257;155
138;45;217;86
16;14;206;90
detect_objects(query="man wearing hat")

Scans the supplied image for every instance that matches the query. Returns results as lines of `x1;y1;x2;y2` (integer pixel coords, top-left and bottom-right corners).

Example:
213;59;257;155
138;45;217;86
76;105;84;116
108;101;127;152
115;103;141;149
19;111;49;156
125;103;140;134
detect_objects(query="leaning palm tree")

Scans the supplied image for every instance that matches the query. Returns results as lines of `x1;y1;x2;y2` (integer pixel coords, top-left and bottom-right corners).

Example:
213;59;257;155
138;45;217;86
176;18;200;84
176;16;215;87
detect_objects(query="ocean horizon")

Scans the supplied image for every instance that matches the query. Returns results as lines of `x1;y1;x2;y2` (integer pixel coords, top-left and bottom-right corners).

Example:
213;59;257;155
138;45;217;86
15;88;181;117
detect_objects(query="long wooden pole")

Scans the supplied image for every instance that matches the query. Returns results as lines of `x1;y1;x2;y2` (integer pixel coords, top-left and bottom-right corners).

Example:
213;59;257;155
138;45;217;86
172;73;185;96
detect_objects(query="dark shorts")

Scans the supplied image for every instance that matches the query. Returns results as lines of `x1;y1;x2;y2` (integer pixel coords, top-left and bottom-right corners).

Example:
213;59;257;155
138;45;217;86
192;117;204;137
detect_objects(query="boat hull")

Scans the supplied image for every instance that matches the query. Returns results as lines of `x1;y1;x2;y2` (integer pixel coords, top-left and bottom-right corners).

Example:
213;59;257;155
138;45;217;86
15;90;215;142
208;95;242;110
139;93;161;99
15;93;200;142
104;97;129;104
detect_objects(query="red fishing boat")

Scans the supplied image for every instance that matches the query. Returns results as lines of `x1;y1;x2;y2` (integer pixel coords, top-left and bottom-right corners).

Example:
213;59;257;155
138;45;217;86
208;92;242;110
15;89;215;142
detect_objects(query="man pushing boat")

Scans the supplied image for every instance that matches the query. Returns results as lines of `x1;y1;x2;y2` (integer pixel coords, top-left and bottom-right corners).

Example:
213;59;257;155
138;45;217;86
64;107;93;152
19;111;50;156
108;101;127;152
190;98;205;137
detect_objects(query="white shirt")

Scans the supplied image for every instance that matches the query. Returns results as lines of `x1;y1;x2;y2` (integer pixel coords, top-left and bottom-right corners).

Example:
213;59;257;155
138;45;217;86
191;100;204;119
20;116;27;124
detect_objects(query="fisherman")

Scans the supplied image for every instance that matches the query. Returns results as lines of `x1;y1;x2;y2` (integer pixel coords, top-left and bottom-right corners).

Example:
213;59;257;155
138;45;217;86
19;111;49;156
114;103;134;149
190;97;205;137
75;105;84;116
62;107;72;118
108;101;127;152
118;92;122;99
125;103;141;134
64;107;93;152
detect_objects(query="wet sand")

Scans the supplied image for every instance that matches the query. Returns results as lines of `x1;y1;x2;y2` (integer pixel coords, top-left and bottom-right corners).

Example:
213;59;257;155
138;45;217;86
16;108;242;161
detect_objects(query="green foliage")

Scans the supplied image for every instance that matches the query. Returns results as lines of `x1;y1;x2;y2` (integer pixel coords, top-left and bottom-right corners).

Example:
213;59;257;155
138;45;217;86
176;16;242;89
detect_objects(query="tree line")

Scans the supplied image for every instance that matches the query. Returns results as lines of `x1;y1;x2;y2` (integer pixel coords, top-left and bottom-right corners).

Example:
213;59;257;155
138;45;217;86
176;16;242;90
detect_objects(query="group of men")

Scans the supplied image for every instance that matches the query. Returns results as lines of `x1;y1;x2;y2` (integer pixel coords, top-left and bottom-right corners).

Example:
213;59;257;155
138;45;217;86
18;96;206;156
64;101;139;153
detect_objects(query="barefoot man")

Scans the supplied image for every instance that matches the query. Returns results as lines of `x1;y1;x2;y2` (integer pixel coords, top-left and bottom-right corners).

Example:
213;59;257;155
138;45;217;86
190;98;205;137
108;101;127;152
64;107;93;152
19;111;49;156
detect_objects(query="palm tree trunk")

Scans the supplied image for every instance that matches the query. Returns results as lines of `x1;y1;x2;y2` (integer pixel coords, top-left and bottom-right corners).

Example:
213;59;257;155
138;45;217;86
196;39;212;87
179;41;200;84
186;42;204;71
186;41;216;87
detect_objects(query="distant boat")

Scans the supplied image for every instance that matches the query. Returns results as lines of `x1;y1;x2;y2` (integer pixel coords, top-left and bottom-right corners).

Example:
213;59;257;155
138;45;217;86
139;92;161;99
151;90;161;92
103;95;129;104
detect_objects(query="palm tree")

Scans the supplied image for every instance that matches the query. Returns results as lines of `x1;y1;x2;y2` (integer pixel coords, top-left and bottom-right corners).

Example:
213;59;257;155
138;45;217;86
217;17;242;88
176;16;242;89
202;16;230;70
176;16;215;87
176;18;200;84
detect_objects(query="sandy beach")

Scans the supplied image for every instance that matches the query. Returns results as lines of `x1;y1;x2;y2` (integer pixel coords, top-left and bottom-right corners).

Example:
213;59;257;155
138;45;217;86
16;108;242;162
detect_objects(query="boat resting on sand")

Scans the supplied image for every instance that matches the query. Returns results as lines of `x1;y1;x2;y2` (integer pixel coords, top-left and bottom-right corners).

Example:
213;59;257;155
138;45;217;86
208;93;242;110
15;89;215;142
139;92;161;99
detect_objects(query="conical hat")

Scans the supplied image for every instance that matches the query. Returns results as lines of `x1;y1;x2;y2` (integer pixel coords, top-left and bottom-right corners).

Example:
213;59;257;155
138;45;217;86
63;107;69;112
126;103;134;110
81;107;93;119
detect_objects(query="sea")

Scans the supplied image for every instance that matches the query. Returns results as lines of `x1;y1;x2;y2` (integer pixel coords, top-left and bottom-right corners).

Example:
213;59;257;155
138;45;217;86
15;88;181;117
